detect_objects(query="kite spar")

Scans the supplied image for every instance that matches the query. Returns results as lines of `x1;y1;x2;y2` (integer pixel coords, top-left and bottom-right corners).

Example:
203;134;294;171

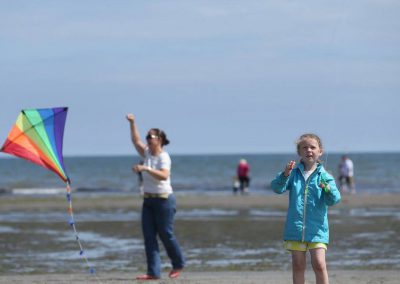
1;107;95;274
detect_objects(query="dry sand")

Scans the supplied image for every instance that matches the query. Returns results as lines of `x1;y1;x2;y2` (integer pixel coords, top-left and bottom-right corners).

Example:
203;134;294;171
0;270;398;283
1;192;399;212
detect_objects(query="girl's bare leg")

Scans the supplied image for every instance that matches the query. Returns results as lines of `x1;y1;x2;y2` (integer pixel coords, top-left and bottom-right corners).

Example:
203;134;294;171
310;248;329;284
291;251;306;284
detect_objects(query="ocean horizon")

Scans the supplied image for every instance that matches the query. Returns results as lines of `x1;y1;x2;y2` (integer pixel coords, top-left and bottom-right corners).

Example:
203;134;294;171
0;152;399;195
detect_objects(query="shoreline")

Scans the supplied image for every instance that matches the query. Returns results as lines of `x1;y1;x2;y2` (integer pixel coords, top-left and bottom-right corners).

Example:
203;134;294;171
0;193;399;212
0;270;398;284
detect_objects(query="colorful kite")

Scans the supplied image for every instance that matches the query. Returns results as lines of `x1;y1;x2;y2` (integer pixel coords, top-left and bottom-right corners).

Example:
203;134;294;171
1;107;69;181
1;107;94;274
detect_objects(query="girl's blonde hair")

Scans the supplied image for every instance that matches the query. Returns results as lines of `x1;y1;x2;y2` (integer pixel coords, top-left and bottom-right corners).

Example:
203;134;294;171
296;133;323;155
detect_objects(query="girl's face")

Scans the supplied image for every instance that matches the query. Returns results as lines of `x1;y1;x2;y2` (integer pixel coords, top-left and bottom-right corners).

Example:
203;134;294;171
298;137;323;166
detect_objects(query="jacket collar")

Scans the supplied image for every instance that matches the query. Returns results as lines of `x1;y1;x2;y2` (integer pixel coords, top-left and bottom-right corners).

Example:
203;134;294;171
297;162;323;174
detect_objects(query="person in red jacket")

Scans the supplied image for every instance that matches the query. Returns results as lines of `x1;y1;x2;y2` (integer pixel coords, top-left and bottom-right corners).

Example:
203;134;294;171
237;159;250;194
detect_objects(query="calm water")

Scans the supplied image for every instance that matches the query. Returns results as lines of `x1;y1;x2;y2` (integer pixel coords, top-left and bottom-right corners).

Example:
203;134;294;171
0;153;400;275
1;153;400;194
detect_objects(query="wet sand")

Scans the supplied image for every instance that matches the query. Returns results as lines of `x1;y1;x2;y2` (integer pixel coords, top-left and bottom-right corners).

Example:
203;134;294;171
0;270;398;283
1;193;399;283
1;192;399;212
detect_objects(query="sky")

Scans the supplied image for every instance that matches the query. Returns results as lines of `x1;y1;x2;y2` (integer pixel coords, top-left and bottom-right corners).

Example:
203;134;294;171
1;0;399;156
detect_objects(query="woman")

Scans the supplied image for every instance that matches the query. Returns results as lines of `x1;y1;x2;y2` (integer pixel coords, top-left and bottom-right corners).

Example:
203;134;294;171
126;114;185;280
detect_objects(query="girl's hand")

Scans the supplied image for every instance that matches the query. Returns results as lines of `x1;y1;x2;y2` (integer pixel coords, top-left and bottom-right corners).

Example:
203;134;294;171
319;173;331;193
320;182;330;193
284;160;296;177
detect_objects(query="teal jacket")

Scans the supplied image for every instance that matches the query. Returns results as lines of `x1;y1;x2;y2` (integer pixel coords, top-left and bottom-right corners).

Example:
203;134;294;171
271;163;341;244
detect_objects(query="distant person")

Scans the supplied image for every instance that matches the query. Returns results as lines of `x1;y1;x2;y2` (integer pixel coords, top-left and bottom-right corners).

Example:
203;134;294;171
338;155;356;194
271;133;341;284
232;176;240;195
237;159;250;194
126;114;185;280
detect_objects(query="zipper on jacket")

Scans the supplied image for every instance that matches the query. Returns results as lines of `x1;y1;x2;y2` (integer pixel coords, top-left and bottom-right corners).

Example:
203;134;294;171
301;167;319;242
302;181;309;242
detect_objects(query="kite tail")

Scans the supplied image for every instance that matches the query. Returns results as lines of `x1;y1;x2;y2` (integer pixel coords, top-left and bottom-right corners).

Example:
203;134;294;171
66;181;97;276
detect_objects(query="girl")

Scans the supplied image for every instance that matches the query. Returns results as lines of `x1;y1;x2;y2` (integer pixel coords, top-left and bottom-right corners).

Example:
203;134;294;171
271;134;341;284
126;114;185;280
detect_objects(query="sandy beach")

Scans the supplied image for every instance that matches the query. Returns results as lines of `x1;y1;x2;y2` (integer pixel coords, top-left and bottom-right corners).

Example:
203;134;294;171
1;193;399;283
1;192;400;212
0;270;399;283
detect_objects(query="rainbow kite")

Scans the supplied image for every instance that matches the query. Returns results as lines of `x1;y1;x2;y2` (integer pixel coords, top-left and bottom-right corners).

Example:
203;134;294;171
1;107;95;274
1;107;69;182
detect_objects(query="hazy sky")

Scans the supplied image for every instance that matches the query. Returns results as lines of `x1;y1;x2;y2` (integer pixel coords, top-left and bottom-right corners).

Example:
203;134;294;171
1;1;399;156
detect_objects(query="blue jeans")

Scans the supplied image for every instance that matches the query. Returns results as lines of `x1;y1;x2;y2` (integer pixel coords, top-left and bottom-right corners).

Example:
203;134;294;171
141;194;185;277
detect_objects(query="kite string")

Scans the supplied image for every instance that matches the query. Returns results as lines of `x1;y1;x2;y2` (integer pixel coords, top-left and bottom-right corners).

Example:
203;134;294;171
324;151;329;169
66;182;104;283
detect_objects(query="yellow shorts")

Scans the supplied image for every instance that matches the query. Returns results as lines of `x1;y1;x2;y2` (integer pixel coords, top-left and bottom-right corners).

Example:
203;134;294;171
284;241;327;252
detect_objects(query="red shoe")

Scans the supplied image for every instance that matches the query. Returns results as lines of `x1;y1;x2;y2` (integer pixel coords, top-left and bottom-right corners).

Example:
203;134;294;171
169;269;182;279
136;274;159;280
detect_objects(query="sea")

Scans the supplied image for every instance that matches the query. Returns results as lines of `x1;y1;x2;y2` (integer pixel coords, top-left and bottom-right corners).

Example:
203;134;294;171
0;153;400;275
1;152;400;195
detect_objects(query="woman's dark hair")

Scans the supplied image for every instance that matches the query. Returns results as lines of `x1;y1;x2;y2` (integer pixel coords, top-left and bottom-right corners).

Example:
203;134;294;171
151;128;170;146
